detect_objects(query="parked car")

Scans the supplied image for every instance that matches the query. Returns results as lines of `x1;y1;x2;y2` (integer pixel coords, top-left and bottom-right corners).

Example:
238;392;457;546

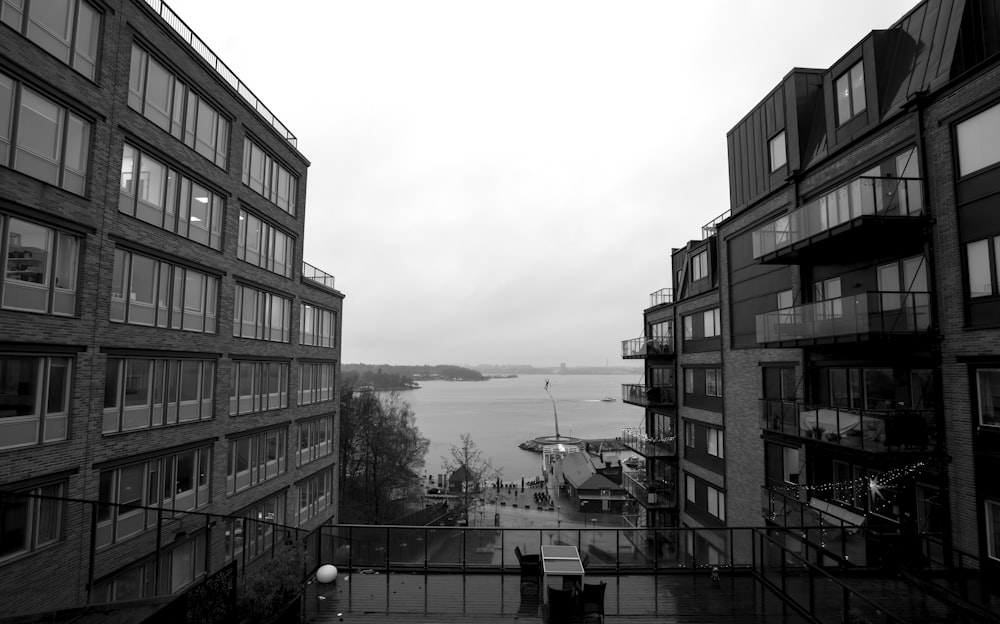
427;487;443;495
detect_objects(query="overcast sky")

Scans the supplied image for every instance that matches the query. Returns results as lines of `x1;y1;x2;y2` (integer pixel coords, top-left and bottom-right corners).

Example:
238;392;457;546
168;0;917;368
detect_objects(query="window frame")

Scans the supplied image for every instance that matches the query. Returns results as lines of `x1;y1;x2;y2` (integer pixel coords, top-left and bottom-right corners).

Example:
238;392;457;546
103;357;214;433
987;499;1000;562
232;284;291;342
835;61;866;125
110;248;218;333
2;215;81;316
0;479;66;561
226;427;287;494
769;130;787;172
976;368;1000;428
956;102;1000;178
691;250;708;282
0;354;72;449
0;0;102;79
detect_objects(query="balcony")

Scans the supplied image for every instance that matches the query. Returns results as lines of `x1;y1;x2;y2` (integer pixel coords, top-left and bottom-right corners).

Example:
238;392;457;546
621;336;675;359
622;426;677;458
755;292;931;348
302;261;337;290
649;288;674;307
760;399;937;453
622;384;677;407
621;470;677;508
752;177;925;264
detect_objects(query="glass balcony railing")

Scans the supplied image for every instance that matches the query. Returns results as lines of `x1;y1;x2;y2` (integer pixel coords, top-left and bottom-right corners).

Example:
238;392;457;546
621;470;677;508
620;336;674;358
302;261;336;290
621;426;677;458
759;399;936;453
755;292;931;345
752;177;924;259
649;288;673;307
621;384;676;407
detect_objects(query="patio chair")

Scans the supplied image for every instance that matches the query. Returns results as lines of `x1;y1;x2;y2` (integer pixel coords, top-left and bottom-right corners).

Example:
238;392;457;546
515;546;541;593
547;586;575;624
582;581;606;623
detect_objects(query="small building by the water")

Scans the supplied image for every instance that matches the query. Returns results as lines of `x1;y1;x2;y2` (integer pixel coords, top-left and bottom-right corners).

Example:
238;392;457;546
554;452;628;513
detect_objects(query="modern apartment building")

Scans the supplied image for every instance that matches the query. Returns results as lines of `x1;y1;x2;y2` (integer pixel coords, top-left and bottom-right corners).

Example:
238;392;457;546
622;0;1000;575
0;0;342;615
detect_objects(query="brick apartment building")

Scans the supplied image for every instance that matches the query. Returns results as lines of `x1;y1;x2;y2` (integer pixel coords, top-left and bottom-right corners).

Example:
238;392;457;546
621;0;1000;575
0;0;342;615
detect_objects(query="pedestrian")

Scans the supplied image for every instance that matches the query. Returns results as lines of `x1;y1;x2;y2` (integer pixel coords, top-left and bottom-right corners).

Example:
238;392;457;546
711;566;720;582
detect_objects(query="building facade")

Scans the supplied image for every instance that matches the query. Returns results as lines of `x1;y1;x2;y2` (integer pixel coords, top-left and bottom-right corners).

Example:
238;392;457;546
0;0;343;615
622;0;1000;575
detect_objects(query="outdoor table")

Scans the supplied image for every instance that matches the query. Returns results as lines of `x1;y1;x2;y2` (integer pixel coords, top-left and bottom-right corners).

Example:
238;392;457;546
541;544;584;603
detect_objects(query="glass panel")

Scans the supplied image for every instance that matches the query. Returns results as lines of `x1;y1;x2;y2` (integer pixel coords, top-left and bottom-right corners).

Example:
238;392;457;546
978;369;1000;427
34;483;63;546
957;103;1000;177
142;56;173;131
15;89;63;184
123;359;150;408
26;0;73;63
53;232;78;315
182;271;204;331
0;494;29;557
836;72;851;124
46;357;69;415
72;1;100;79
137;154;167;225
5;219;52;312
127;45;146;111
61;114;88;194
850;62;866;115
127;255;157;325
967;240;993;297
188;183;210;245
0;73;13;164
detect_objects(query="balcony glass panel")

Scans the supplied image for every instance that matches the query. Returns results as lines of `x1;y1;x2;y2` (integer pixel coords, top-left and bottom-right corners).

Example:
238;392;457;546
649;288;673;307
756;292;930;344
622;470;677;508
621;427;676;457
621;336;674;358
752;177;923;258
621;384;676;407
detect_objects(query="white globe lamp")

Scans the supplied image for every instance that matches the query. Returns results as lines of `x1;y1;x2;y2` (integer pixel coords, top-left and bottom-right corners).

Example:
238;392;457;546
316;564;338;583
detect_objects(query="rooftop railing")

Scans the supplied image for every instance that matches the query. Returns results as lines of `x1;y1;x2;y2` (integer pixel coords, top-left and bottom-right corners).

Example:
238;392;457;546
702;208;731;239
649;288;674;307
141;0;298;148
302;261;336;290
752;177;924;259
755;291;931;345
621;426;677;458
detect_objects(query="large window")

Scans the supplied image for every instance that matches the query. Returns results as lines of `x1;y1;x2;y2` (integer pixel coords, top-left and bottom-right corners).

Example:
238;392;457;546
297;415;334;466
835;61;866;125
987;500;1000;561
237;209;293;277
128;45;228;168
769;130;786;171
0;355;70;449
298;362;336;405
828;367;893;410
956;102;1000;177
103;357;214;433
0;0;101;79
976;369;1000;427
0;480;65;561
705;368;722;398
119;144;223;249
3;215;80;315
683;308;721;340
92;533;206;602
706;427;724;458
242;138;297;215
96;445;212;547
297;467;334;525
966;236;1000;299
691;250;708;282
0;72;91;194
226;428;287;494
232;284;291;342
110;249;218;333
229;360;288;415
300;303;337;347
224;493;286;563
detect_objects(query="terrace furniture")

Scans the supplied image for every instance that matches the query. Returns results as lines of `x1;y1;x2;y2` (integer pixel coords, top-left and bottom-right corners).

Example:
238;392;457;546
546;586;574;624
542;545;585;598
582;581;607;623
515;546;541;594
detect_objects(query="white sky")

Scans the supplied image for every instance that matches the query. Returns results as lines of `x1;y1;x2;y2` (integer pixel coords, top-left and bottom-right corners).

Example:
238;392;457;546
167;0;918;367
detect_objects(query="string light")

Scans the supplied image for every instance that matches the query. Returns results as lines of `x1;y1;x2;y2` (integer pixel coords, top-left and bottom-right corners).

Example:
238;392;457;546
622;426;676;445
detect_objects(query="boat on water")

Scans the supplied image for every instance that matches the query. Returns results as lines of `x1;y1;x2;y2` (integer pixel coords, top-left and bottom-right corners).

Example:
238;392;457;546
600;396;616;402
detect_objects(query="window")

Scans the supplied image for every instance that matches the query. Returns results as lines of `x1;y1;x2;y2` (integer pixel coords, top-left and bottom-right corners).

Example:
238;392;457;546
297;415;334;466
128;45;228;168
705;368;722;397
242;138;297;215
684;420;695;448
835;61;866;124
0;480;65;560
828;367;893;410
227;428;287;494
832;460;864;508
3;216;80;315
237;210;293;277
0;72;90;193
96;446;212;547
682;308;721;341
966;236;1000;299
103;357;214;433
225;493;286;563
813;276;842;319
229;360;288;415
93;533;206;602
0;355;71;449
691;250;708;282
957;102;1000;177
706;428;723;458
707;486;725;521
300;303;337;347
110;249;218;333
119;144;223;249
976;369;1000;427
298;362;336;405
685;475;696;502
232;284;290;342
684;368;694;394
987;499;1000;561
1;0;101;79
769;130;786;171
705;308;721;337
297;467;334;525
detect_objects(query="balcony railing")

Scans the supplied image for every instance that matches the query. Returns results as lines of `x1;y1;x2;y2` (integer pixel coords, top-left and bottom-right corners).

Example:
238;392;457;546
621;426;677;458
702;208;731;239
142;0;298;147
649;288;673;307
755;292;931;345
759;399;936;453
621;384;676;407
302;261;336;290
752;177;923;259
620;336;674;359
621;470;677;508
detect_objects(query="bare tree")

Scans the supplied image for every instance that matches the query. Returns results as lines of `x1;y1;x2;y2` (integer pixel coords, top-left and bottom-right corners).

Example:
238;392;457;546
442;433;498;525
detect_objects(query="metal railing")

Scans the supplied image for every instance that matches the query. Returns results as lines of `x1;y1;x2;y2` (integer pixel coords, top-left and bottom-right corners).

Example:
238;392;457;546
621;471;677;508
702;208;731;239
752;176;923;259
141;0;298;147
621;426;677;458
301;261;337;290
621;383;676;407
755;291;931;344
649;288;674;307
759;399;937;452
620;336;674;358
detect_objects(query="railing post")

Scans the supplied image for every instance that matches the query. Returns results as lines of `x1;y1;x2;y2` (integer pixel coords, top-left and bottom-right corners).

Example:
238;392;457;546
385;526;391;570
154;505;164;596
348;526;354;571
86;501;98;604
424;527;429;572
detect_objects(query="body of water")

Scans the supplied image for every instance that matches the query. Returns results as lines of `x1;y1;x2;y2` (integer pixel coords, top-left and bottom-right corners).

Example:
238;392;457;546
403;373;644;483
